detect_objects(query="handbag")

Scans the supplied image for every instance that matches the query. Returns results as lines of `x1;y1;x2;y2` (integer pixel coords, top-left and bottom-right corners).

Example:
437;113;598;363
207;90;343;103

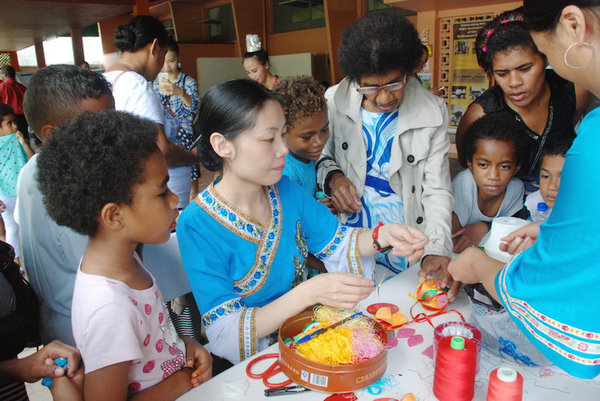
0;241;42;360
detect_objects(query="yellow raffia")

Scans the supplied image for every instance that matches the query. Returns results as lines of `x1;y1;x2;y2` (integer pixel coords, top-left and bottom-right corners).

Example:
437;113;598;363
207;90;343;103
294;306;384;365
295;327;356;365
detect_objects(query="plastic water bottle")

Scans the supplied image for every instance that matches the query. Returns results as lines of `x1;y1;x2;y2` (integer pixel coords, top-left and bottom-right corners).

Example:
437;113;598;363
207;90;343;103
533;202;550;222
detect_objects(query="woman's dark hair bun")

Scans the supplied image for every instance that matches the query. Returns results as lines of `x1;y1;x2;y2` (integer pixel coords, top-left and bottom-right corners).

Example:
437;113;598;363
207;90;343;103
114;24;137;52
113;15;169;53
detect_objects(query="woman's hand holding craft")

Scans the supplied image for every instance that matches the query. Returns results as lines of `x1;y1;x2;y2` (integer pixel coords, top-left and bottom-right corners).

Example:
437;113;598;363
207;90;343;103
452;221;489;253
499;221;541;255
380;223;429;261
304;272;374;310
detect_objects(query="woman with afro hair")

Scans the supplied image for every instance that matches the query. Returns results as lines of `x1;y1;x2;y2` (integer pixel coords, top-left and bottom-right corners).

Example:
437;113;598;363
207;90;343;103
316;10;456;299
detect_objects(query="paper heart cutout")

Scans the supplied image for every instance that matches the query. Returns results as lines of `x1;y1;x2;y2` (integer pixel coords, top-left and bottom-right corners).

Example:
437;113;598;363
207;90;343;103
407;334;424;347
386;336;399;349
396;328;416;339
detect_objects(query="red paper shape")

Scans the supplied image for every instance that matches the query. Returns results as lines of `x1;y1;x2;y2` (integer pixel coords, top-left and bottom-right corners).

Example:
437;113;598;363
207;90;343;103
367;303;400;315
421;344;435;359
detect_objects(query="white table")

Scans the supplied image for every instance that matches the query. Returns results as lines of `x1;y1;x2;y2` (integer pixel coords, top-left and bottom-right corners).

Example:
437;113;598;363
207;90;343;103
178;267;599;400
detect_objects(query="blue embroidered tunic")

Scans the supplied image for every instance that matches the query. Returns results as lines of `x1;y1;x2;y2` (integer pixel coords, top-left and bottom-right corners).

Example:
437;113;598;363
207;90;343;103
177;176;373;363
495;107;600;379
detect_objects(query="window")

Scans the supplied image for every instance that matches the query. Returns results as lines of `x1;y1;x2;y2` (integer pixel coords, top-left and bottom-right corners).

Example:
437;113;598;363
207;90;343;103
272;0;325;34
205;4;236;43
367;0;415;17
162;19;175;39
43;37;75;65
0;53;12;68
82;37;104;67
17;45;37;67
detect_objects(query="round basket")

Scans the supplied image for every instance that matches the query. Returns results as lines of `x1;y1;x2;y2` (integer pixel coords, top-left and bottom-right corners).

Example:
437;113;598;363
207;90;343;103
278;311;388;393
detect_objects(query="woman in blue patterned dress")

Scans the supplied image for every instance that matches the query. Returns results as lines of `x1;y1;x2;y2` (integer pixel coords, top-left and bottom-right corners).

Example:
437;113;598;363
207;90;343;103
177;79;429;364
152;39;201;207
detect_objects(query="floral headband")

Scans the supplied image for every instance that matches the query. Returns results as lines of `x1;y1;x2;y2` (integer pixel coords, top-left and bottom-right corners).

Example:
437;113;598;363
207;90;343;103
480;16;525;53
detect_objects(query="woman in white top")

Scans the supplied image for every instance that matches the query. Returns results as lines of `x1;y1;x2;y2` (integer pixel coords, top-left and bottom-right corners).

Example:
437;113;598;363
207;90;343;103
104;15;197;167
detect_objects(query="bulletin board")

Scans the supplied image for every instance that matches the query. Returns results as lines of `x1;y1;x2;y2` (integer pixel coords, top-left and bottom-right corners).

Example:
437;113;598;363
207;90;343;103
438;14;494;134
448;19;490;128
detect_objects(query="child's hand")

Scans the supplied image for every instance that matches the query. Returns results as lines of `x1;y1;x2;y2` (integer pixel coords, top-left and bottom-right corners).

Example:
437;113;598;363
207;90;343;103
381;223;429;261
182;337;212;387
49;363;84;401
15;131;27;146
19;340;82;383
317;197;336;214
452;221;489;253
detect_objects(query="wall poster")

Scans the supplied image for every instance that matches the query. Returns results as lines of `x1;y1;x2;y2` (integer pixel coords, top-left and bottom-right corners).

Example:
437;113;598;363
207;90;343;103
449;19;490;128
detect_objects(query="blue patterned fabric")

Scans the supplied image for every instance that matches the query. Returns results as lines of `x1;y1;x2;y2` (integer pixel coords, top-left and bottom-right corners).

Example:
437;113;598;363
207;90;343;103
0;133;28;196
495;107;600;379
152;73;200;179
346;109;407;273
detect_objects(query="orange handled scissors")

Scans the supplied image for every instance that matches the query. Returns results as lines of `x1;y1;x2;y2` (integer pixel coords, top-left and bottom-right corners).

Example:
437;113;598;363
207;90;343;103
246;353;293;389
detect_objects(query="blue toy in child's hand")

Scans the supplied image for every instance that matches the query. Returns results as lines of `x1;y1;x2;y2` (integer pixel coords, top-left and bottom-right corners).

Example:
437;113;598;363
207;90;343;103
316;191;327;200
41;357;68;387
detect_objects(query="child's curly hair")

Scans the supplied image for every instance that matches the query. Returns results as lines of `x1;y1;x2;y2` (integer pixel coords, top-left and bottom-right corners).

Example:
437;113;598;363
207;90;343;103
37;110;159;237
463;111;527;166
273;76;326;127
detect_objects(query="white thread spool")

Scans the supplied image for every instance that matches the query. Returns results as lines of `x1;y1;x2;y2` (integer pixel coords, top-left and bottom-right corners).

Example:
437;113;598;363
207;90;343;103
483;217;528;263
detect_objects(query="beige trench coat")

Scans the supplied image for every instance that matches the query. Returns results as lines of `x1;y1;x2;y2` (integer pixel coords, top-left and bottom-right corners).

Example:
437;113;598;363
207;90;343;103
316;76;453;258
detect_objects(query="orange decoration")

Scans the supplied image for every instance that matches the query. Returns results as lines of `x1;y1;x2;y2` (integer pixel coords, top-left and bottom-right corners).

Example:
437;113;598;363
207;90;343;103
401;393;416;401
375;306;392;322
391;311;407;327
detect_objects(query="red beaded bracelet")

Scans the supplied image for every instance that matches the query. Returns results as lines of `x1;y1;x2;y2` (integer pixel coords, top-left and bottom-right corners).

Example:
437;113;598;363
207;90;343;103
372;222;393;253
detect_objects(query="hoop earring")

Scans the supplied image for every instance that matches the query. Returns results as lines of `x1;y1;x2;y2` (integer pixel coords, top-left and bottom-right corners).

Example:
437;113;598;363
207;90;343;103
564;41;593;70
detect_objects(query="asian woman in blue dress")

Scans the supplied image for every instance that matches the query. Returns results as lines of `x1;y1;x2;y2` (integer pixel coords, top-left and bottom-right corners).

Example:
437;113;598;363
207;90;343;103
177;79;429;363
